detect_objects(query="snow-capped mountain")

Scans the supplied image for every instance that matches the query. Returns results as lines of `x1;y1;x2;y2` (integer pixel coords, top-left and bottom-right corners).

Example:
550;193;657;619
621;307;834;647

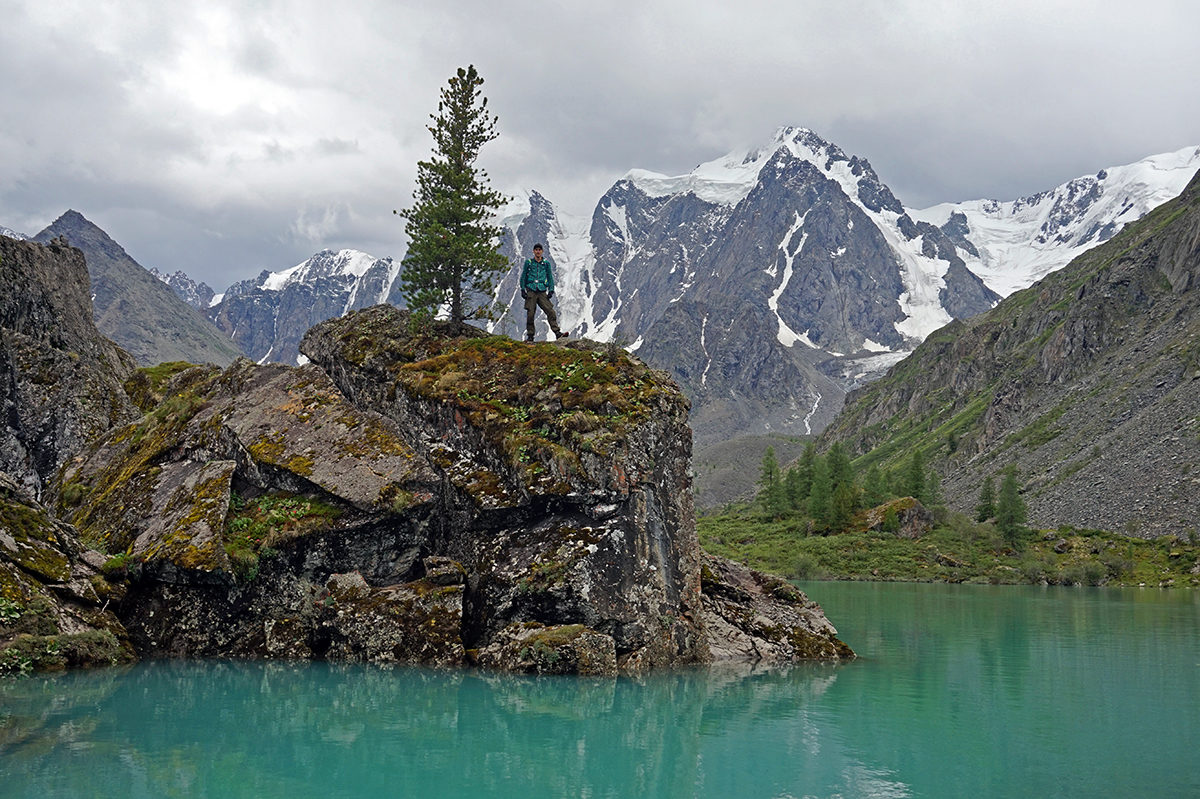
149;267;216;311
491;128;1199;444
1;225;28;241
911;145;1200;296
209;248;403;365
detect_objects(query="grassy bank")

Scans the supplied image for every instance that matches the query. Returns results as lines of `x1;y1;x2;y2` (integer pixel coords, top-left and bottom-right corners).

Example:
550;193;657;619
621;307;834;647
698;510;1200;587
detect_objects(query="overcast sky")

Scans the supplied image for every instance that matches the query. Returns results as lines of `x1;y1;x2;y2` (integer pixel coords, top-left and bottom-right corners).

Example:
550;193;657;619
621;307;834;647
2;0;1197;290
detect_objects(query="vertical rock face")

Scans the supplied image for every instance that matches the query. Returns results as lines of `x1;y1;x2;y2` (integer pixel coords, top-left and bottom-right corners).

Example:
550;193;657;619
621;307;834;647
300;306;712;673
0;236;137;497
0;239;140;672
53;305;849;673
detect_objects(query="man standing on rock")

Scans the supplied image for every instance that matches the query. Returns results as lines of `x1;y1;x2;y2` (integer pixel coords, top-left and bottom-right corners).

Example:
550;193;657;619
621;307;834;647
520;243;568;342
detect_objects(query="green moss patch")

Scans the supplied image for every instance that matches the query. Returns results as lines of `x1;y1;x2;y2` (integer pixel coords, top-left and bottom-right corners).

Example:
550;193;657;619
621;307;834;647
224;492;343;580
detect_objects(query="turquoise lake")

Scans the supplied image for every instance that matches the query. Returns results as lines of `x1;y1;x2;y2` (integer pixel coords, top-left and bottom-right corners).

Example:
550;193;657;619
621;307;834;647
2;583;1197;798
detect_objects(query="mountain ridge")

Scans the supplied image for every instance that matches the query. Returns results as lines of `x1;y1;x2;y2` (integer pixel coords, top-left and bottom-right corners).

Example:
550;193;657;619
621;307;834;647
821;167;1200;537
32;210;243;368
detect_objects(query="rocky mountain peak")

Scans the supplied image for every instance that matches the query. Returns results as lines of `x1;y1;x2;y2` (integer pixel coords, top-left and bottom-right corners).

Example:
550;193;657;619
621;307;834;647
33;211;243;367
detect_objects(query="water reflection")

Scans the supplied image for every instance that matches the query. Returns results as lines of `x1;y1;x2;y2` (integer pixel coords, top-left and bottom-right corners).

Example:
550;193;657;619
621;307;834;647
0;659;903;799
3;584;1196;798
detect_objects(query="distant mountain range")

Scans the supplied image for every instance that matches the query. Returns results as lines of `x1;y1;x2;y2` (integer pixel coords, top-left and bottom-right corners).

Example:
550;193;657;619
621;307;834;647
149;267;217;311
209;249;404;365
822;167;1200;538
4;131;1196;461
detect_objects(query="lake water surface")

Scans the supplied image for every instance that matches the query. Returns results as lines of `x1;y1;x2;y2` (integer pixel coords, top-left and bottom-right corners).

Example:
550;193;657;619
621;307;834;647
2;583;1197;798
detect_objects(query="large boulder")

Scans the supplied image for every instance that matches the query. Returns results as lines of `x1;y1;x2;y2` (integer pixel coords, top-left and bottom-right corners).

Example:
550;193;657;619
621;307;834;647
700;553;853;661
56;305;851;672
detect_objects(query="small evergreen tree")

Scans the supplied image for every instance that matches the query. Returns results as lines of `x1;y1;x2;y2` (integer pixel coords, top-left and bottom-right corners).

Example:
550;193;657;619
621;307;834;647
862;463;888;508
827;443;854;496
904;449;927;503
808;455;832;530
975;475;996;522
758;447;786;517
831;481;857;532
783;466;805;512
996;465;1027;546
397;65;507;324
927;468;944;508
796;442;816;499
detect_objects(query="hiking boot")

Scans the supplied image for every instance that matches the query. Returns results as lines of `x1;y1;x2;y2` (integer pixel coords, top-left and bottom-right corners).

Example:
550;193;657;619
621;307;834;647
524;332;535;343
556;330;570;340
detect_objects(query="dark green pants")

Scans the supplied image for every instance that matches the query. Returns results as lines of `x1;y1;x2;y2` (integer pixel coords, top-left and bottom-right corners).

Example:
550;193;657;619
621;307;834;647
524;291;561;337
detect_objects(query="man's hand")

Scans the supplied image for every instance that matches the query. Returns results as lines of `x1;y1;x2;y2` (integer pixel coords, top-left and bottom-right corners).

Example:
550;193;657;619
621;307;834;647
548;291;555;300
521;289;528;300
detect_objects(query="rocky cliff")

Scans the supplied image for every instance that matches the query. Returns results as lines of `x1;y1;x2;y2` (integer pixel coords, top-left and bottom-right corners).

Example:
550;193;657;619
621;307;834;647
0;237;144;673
824;169;1200;537
50;305;850;673
0;235;138;498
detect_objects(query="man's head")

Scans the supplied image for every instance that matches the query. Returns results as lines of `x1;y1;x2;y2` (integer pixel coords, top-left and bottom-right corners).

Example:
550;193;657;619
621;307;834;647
533;244;543;260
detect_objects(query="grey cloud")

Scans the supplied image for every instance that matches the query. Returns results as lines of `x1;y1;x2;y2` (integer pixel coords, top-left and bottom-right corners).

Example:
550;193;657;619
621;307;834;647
1;0;1198;292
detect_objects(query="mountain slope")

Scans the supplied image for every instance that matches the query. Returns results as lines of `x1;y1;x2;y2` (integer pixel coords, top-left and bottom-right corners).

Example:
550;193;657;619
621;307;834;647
33;211;243;367
822;168;1200;537
208;248;403;365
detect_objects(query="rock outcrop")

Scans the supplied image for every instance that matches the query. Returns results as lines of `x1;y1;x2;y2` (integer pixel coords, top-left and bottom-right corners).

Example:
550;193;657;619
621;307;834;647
55;305;851;673
0;235;138;498
0;472;135;673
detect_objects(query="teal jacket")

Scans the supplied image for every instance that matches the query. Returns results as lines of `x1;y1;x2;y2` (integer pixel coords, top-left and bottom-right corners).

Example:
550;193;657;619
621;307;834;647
520;256;556;293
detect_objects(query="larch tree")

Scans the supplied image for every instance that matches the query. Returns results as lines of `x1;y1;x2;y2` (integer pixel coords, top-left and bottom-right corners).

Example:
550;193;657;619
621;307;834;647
396;64;507;324
808;455;832;530
976;475;996;522
758;447;786;517
996;465;1027;546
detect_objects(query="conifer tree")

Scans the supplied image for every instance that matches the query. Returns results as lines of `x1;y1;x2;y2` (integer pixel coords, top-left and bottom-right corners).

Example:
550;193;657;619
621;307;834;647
927;468;944;508
903;449;927;503
862;463;888;508
808;455;832;530
831;481;857;532
758;447;786;516
796;442;816;499
397;65;507;324
783;466;804;511
976;475;996;522
826;442;860;522
996;465;1027;546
